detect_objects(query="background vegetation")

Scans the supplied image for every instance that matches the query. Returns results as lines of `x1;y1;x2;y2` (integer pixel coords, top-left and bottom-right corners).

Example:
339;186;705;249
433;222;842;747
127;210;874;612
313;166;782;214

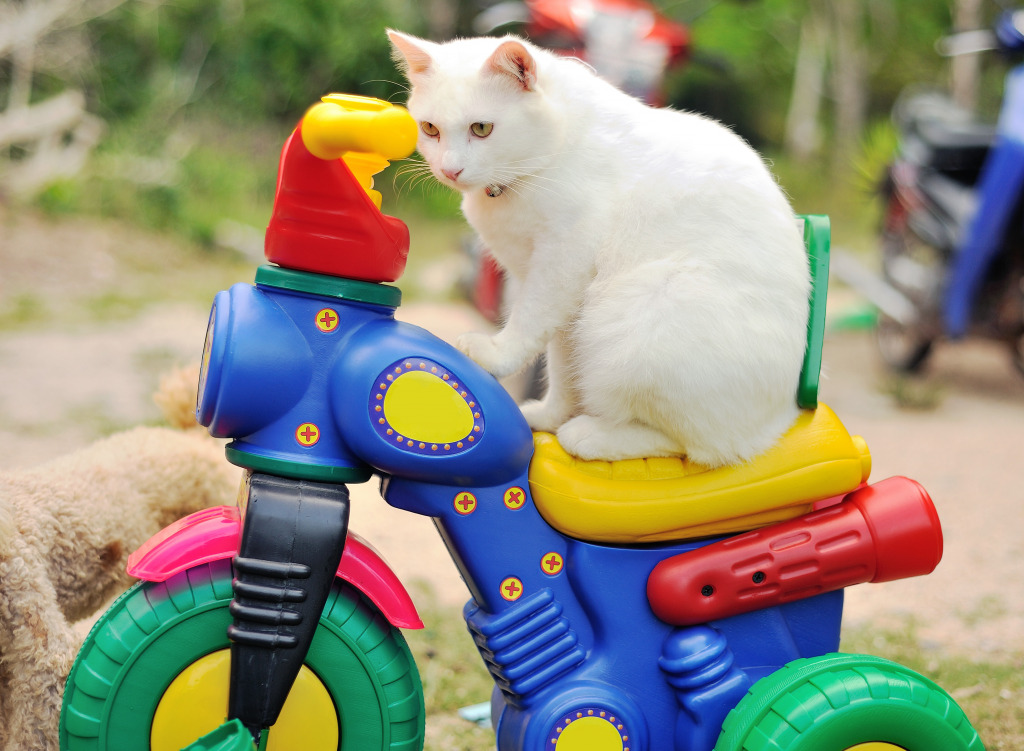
0;0;1014;256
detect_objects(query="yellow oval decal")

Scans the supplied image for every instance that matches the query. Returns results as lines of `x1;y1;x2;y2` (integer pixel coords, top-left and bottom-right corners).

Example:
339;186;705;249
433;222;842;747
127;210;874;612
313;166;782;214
383;370;474;443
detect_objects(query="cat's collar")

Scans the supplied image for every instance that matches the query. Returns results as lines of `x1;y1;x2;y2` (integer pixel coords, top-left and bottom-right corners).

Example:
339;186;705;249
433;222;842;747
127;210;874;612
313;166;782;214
485;183;507;198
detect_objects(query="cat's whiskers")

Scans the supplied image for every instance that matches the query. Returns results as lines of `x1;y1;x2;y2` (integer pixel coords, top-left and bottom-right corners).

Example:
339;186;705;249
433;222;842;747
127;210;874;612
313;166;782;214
489;168;563;200
485;150;583;201
392;157;438;199
361;79;412;101
392;157;567;202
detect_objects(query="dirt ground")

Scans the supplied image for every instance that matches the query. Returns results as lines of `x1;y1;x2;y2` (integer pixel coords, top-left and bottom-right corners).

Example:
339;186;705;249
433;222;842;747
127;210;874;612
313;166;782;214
1;209;1022;664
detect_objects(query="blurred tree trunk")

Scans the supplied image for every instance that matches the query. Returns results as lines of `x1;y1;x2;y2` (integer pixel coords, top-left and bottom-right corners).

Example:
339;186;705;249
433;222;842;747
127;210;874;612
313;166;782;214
830;0;868;166
951;0;983;111
784;11;827;162
783;0;870;167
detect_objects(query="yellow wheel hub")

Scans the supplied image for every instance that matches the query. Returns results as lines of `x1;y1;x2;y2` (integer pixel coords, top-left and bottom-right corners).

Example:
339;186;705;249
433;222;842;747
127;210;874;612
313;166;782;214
151;649;338;751
846;745;906;751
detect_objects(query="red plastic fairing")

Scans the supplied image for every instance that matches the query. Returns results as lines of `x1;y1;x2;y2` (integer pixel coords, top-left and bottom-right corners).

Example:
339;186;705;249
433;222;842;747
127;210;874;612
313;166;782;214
127;506;423;629
264;125;410;283
646;477;943;626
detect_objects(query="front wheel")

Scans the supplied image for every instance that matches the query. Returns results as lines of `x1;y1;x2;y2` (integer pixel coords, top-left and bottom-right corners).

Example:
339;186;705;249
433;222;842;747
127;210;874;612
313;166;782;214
713;653;983;751
59;559;425;751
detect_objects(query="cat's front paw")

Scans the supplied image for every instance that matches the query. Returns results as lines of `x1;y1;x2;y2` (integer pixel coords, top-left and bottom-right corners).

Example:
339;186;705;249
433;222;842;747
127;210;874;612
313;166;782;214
519;399;570;433
456;332;528;378
557;415;683;462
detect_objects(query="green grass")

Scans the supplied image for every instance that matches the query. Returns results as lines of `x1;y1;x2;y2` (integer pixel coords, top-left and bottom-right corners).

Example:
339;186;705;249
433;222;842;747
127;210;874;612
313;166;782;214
842;623;1024;750
403;585;496;751
0;293;49;330
879;373;947;411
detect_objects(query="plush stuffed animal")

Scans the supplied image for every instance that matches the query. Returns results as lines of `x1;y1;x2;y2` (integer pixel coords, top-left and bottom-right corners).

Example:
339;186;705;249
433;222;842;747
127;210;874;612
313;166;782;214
0;367;238;751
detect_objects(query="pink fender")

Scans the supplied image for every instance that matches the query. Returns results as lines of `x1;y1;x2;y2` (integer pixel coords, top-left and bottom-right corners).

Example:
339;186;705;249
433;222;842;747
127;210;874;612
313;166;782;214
127;506;423;629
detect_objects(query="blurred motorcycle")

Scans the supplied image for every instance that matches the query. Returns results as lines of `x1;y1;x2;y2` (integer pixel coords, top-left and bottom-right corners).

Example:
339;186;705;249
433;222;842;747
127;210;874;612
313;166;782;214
875;8;1024;377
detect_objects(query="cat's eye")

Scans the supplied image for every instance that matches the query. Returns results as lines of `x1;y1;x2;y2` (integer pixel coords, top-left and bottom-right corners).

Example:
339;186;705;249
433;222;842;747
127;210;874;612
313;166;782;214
420;122;440;137
470;122;494;138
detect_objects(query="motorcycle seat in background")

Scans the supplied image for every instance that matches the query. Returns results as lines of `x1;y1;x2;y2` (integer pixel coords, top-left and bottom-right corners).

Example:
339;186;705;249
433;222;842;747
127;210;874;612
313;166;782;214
899;92;995;177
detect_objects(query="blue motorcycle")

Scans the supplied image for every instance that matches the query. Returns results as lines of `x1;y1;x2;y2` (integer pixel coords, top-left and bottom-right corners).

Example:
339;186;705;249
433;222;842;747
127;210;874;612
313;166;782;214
877;9;1024;376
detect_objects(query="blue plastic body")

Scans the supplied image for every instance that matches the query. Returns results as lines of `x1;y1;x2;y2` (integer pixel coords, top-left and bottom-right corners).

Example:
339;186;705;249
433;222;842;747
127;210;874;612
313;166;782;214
944;53;1024;336
197;266;846;751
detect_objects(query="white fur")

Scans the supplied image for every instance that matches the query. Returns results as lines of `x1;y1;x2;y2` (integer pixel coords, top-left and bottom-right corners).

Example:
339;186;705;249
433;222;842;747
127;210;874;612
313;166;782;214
389;31;810;467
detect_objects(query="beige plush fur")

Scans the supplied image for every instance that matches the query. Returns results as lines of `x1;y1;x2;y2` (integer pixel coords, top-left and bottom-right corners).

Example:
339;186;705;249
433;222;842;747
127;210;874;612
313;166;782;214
0;367;238;750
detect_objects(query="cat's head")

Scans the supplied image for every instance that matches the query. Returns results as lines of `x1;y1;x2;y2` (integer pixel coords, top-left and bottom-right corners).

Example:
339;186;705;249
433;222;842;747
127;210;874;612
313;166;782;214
388;31;563;196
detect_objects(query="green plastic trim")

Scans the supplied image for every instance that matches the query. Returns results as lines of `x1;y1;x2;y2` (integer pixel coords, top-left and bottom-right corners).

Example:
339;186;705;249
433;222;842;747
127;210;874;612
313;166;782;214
255;265;402;309
225;445;373;484
181;720;256;751
797;214;830;410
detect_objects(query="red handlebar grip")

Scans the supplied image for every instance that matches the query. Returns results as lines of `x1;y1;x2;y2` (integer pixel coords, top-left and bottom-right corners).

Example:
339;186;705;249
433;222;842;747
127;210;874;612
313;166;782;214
647;477;943;626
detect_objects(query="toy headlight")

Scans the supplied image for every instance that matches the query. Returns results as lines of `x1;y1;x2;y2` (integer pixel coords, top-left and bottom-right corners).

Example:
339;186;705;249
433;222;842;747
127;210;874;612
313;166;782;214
196;283;313;438
196;299;220;421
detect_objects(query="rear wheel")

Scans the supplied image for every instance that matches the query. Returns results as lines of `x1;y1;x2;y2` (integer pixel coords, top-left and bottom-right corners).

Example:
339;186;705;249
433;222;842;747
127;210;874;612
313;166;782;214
60;559;425;751
713;653;983;751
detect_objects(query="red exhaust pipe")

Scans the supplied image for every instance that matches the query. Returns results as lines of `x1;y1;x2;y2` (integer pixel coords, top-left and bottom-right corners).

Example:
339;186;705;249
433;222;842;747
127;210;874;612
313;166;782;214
647;477;943;626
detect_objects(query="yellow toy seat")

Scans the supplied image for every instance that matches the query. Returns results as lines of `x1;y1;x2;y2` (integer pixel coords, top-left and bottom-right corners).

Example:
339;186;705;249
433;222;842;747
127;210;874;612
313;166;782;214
528;404;871;544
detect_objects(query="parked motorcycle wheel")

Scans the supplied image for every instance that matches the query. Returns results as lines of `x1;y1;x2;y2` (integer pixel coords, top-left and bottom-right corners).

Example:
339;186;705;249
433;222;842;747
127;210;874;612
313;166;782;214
713;653;983;751
59;559;425;751
1013;330;1024;378
876;313;934;374
876;222;945;373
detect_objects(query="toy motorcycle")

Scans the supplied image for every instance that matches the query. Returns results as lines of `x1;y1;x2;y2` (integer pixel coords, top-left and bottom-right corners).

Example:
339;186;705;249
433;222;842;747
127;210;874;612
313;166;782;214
59;94;983;751
876;8;1024;377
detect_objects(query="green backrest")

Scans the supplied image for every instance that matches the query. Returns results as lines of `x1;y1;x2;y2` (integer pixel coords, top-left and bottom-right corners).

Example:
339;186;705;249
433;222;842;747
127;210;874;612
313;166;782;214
797;214;831;410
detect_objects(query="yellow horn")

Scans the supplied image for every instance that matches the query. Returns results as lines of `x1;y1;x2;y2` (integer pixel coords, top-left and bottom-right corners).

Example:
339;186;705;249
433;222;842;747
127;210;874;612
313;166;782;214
300;94;417;161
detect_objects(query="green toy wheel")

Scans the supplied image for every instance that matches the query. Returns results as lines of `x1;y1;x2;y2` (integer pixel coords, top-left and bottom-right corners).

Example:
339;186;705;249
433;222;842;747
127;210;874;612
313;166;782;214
714;653;984;751
59;559;425;751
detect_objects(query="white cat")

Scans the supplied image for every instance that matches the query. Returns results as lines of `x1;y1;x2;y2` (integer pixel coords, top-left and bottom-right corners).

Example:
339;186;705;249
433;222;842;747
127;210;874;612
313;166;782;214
388;30;810;468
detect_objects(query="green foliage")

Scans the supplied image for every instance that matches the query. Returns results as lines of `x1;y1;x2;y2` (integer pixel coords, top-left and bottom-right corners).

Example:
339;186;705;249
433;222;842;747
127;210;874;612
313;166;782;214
852;119;899;197
662;0;982;145
83;0;413;123
36;180;83;216
19;0;1016;252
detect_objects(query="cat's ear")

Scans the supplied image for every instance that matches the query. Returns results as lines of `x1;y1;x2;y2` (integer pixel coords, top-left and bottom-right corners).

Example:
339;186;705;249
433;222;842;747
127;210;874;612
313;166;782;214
485;39;538;92
387;30;434;77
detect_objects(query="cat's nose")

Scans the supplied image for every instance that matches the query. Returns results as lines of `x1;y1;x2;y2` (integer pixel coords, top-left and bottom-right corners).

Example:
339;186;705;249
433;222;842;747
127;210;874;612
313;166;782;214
442;167;463;182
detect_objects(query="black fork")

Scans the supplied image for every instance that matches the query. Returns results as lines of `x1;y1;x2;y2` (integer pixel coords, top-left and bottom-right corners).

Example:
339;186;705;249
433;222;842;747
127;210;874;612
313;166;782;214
227;472;350;744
